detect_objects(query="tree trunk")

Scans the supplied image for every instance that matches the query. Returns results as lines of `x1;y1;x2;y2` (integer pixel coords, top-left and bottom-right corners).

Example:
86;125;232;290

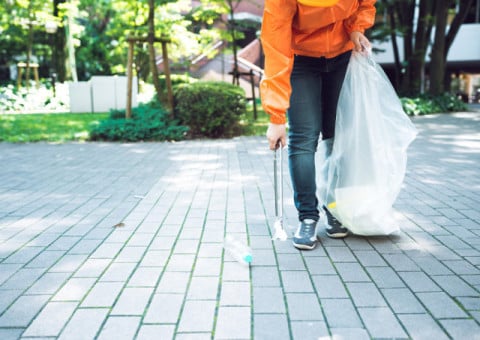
54;0;67;82
148;0;162;103
429;0;449;95
409;0;435;94
443;0;474;90
227;0;239;85
387;3;402;89
395;0;415;94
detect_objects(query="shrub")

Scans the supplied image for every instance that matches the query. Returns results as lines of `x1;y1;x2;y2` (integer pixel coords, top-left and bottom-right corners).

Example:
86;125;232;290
174;81;247;138
401;93;468;116
89;101;188;142
157;74;197;105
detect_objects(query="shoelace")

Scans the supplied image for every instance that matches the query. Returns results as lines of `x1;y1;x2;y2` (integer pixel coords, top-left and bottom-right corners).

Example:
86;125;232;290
326;210;341;227
300;222;314;236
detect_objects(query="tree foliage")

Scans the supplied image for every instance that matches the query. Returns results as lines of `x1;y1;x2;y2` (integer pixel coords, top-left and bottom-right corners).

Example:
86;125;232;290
0;0;227;83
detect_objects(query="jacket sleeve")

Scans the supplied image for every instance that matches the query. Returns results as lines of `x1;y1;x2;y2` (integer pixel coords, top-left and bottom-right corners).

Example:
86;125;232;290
344;0;376;34
260;0;297;124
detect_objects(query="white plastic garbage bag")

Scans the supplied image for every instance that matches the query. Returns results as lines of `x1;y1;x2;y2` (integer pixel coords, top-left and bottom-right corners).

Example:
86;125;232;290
325;49;417;236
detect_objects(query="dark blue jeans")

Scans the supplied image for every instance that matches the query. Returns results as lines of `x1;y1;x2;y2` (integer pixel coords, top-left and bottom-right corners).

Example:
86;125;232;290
287;50;351;222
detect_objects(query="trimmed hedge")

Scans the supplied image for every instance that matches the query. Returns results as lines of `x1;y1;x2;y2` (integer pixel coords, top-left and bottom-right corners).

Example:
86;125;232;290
401;93;468;116
89;101;188;142
174;81;247;138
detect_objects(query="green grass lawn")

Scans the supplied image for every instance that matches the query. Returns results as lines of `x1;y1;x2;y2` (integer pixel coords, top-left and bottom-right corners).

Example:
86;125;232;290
241;101;270;136
0;113;108;143
0;101;270;143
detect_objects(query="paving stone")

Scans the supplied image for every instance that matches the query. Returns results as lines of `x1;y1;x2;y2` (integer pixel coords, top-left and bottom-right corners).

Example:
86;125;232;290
443;259;480;275
381;288;425;313
457;296;480;311
0;328;23;340
353;250;387;267
416;291;468;318
90;242;123;259
81;281;124;307
399;314;450;340
335;262;370;282
111;287;153;315
366;266;405;288
143;293;184;324
193;257;222;276
3;246;44;265
68;238;103;255
253;287;286;313
177;300;216;333
53;277;97;301
249;248;277;266
1;114;480;339
165;254;196;272
215;306;251;339
346;282;387;307
26;272;70;294
100;262;136;282
97;316;141;340
291;321;329;339
398;271;441;292
25;250;66;269
321;298;362;328
50;254;88;273
304;256;336;275
127;266;162;287
312;275;349;298
155;271;190;294
58;308;109;340
329;328;370;340
187;276;219;300
0;268;45;290
382;253;419;271
281;270;314;293
285;293;323;321
222;261;251;281
136;325;175;340
431;274;479;297
220;281;250;306
251;266;280;287
412;256;453;275
22;301;78;337
325;246;356;262
0;294;50;327
138;249;169;267
358;307;408;338
253;314;290;340
74;258;111;277
0;263;22;286
440;319;480;340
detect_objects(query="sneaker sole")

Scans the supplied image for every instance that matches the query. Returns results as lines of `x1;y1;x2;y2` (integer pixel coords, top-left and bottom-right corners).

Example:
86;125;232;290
292;241;317;250
326;231;349;239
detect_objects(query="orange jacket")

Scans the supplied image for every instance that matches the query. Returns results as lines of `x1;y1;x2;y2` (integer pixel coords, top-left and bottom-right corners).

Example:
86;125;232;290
260;0;376;124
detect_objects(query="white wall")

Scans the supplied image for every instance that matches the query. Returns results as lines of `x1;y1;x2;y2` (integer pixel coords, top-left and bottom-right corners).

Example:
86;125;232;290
69;75;138;113
373;23;480;65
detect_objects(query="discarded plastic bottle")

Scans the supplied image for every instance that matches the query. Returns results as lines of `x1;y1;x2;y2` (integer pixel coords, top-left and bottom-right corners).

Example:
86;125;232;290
224;235;252;266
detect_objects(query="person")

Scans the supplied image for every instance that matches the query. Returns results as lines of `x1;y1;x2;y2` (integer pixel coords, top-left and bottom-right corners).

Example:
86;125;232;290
260;0;377;250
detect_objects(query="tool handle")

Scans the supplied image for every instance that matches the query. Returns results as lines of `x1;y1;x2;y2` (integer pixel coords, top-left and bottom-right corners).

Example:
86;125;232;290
273;146;284;218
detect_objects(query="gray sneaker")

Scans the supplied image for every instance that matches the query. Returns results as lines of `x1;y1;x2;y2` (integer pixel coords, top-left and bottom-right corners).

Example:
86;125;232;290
323;206;349;239
293;219;318;250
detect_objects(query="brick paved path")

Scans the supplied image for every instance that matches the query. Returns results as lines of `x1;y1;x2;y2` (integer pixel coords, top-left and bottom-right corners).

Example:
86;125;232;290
0;112;479;339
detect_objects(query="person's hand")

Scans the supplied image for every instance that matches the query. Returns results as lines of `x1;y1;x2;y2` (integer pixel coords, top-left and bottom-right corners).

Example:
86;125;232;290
266;123;286;150
350;31;371;53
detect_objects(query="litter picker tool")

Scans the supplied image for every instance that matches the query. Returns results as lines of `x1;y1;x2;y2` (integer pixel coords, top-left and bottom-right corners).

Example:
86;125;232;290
273;145;288;241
